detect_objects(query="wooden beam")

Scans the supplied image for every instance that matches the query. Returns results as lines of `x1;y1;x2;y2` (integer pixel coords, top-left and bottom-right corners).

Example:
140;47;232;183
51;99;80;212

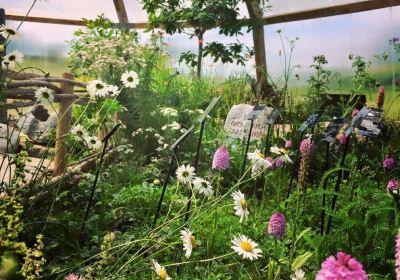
263;0;400;24
5;0;400;28
113;0;129;25
5;14;149;29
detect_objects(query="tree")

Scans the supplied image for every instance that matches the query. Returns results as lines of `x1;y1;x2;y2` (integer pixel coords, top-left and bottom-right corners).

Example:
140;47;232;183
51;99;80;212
142;0;277;102
143;0;249;78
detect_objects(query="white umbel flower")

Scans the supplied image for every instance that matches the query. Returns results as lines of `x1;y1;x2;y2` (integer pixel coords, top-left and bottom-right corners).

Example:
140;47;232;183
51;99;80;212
2;50;24;69
291;269;306;280
231;235;262;261
180;228;196;259
0;25;18;40
70;124;87;139
121;70;139;88
176;164;195;185
192;177;213;198
87;80;107;98
35;87;54;104
84;136;102;150
232;190;249;223
160;107;178;117
151;260;171;280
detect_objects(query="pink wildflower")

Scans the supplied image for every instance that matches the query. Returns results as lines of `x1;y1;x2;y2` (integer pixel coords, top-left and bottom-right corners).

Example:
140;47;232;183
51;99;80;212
376;86;385;109
212;146;230;171
66;274;84;280
285;139;293;149
396;229;400;280
316;252;368;280
387;179;399;193
268;212;286;239
352;109;360;118
299;137;314;155
383;157;396;171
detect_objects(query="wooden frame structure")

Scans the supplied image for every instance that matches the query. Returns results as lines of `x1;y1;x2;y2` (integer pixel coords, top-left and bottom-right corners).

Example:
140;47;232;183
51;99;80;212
5;0;400;28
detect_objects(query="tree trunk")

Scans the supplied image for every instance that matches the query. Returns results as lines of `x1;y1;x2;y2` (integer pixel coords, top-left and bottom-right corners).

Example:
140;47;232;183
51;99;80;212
244;0;278;104
196;31;204;78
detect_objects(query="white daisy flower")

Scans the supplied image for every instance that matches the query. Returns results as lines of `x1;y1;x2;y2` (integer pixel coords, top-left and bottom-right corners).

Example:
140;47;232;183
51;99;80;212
176;164;195;185
70;124;87;139
270;146;293;164
231;235;262;261
121;70;139;88
84;136;102;150
0;25;18;40
87;80;107;98
151;260;171;280
232;190;249;222
180;228;196;259
247;149;268;176
34;87;54;104
193;177;213;198
291;269;306;280
104;84;120;97
2;50;24;69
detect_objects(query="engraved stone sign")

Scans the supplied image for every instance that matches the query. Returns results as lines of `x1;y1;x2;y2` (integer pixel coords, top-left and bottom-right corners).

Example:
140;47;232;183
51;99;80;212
224;104;272;140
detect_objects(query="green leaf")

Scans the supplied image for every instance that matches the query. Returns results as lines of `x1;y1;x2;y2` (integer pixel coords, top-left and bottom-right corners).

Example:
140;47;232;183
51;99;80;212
291;251;313;271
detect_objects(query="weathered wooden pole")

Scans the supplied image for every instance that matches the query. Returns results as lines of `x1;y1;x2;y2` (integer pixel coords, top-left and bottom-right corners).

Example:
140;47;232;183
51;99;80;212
52;73;74;177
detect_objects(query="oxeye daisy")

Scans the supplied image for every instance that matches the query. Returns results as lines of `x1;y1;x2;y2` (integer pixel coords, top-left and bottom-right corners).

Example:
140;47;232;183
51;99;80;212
35;87;55;104
84;136;102;150
104;84;120;97
291;269;306;280
70;124;87;140
151;260;171;280
192;177;213;198
232;190;249;222
121;70;139;88
180;228;196;258
270;146;293;164
231;234;262;261
176;164;195;185
87;80;107;98
2;50;24;69
0;25;18;40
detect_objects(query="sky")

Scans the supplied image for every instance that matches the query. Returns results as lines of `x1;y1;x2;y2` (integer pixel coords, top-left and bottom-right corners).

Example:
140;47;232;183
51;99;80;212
2;0;400;81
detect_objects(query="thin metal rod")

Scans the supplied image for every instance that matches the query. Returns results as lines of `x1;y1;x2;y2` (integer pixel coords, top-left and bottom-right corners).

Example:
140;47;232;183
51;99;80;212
153;149;176;227
285;131;304;204
184;120;206;224
326;136;351;234
241;119;255;176
264;124;271;155
80;140;108;232
320;142;331;235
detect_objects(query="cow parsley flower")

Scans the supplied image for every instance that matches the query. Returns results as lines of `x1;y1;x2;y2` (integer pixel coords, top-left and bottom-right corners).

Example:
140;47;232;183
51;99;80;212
180;228;196;259
176;164;195;185
232;190;249;222
35;87;55;104
231;235;262;261
121;70;139;88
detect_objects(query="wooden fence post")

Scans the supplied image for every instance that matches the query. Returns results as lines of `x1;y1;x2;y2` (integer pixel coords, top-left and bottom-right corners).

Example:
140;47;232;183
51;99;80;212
53;73;74;177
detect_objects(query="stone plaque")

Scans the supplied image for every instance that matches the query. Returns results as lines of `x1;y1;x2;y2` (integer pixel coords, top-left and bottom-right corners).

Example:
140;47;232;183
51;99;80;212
224;104;272;140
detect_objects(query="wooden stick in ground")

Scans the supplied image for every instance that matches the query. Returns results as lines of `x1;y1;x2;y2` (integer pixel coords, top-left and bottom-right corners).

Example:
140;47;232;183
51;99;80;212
52;73;74;177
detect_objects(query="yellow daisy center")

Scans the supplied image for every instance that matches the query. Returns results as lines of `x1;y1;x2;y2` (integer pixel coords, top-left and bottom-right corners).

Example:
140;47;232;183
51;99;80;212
240;198;247;210
158;269;167;280
182;171;189;177
239;241;253;252
127;76;134;82
190;235;196;248
257;151;265;159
